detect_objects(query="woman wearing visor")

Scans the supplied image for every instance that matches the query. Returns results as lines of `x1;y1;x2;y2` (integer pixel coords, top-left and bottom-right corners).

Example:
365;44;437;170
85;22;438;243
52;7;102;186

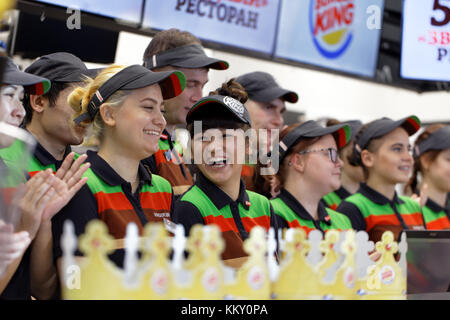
172;80;278;261
405;124;450;229
0;57;89;299
269;121;353;234
337;116;425;243
52;64;186;269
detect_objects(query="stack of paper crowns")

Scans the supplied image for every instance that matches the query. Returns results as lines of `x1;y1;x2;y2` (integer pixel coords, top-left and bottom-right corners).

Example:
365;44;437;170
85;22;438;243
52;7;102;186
60;220;407;300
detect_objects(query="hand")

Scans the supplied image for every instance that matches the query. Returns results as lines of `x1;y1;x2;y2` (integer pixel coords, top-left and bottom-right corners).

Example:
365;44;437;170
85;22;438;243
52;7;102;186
0;220;31;277
17;169;56;238
41;152;90;222
411;183;428;208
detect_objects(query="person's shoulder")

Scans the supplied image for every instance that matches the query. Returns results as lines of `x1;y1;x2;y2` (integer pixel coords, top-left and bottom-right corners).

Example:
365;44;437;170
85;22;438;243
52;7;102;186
326;207;353;228
336;197;362;212
150;174;173;192
399;195;421;210
246;189;270;201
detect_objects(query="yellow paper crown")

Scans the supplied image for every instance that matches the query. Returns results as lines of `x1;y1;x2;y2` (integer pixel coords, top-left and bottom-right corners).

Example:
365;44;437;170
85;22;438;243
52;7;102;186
60;220;407;300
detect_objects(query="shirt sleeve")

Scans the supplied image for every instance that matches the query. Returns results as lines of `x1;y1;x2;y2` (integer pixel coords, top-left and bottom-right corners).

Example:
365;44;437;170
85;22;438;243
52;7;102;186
51;184;98;264
171;199;205;237
336;200;367;231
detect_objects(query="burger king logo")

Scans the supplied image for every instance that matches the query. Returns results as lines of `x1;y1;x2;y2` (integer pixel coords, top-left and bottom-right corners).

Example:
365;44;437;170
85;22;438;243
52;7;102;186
309;0;355;59
379;265;395;285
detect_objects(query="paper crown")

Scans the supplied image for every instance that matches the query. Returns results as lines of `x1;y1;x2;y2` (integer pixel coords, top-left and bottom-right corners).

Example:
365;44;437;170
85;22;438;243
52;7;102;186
60;220;407;300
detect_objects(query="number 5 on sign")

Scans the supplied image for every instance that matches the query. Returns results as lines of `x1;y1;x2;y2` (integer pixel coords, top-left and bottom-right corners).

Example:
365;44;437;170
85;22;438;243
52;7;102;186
431;0;450;26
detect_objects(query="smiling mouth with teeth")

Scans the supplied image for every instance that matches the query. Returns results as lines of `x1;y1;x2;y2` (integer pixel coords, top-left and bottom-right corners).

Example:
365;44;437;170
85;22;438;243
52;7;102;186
207;159;228;167
143;129;161;136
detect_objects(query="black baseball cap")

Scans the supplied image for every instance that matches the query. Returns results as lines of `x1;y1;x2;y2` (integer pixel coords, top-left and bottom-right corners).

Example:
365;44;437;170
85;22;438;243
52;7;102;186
24;52;98;83
354;116;421;155
1;57;51;95
278;120;351;162
144;44;229;70
235;71;298;103
414;125;450;158
74;65;186;125
186;95;251;126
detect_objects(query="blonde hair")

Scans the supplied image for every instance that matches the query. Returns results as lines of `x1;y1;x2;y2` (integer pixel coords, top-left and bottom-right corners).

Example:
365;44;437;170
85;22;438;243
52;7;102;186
68;65;131;143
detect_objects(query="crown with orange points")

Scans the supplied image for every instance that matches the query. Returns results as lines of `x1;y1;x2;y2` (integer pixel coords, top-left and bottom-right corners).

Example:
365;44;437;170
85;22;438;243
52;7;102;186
60;220;407;300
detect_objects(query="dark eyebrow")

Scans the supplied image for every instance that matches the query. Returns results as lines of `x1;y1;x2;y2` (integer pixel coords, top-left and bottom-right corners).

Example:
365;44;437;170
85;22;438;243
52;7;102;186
391;142;410;148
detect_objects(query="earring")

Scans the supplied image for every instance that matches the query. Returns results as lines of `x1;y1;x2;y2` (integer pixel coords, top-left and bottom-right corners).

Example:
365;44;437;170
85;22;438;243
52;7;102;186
288;162;292;167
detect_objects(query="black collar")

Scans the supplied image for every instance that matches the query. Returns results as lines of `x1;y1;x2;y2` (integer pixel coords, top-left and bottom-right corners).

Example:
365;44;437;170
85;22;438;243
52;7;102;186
196;171;250;210
358;183;405;206
425;197;449;215
86;150;152;187
277;188;332;225
33;140;72;170
335;186;352;200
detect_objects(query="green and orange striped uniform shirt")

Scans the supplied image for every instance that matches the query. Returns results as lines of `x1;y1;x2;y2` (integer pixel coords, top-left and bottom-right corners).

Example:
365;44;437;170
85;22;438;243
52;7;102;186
421;198;450;230
0;138;74;177
172;172;276;260
52;150;174;267
271;188;352;235
337;183;425;243
321;186;352;211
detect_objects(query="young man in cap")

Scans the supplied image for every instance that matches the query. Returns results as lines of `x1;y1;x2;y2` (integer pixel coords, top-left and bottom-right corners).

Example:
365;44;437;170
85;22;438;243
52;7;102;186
235;71;298;195
142;28;229;197
17;52;96;175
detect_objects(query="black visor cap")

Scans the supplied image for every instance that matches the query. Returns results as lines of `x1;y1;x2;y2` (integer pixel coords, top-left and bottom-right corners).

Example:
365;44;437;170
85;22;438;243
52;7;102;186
355;116;421;153
186;95;251;126
278;120;351;162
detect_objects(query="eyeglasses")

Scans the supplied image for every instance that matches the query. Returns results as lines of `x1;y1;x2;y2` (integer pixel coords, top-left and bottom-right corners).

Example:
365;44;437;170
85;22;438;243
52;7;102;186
298;148;339;163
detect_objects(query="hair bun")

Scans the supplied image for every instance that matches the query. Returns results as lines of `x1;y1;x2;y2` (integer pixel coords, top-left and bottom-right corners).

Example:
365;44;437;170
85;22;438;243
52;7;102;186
211;78;248;104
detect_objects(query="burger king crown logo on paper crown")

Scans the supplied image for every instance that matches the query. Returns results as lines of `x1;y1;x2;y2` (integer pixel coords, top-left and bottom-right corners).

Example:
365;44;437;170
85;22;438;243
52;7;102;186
60;220;407;300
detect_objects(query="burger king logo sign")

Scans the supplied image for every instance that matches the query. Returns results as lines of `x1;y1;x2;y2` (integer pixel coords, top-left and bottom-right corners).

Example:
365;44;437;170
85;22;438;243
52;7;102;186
310;0;355;59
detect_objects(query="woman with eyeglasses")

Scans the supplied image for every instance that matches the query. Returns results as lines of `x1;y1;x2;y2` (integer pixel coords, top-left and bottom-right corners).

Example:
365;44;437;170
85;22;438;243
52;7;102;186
269;121;353;234
336;116;425;243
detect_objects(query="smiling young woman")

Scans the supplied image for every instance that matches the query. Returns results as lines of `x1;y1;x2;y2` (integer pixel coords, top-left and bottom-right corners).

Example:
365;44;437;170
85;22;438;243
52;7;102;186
405;124;450;230
269;121;353;235
51;64;186;270
336;116;426;243
171;79;279;261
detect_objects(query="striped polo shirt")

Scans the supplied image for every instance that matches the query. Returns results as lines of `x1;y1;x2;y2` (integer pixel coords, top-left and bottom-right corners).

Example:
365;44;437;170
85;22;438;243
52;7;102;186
421;198;450;230
337;183;425;243
321;186;352;211
271;188;352;235
141;129;193;196
0;138;73;177
52;150;174;267
241;163;256;192
172;172;276;260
